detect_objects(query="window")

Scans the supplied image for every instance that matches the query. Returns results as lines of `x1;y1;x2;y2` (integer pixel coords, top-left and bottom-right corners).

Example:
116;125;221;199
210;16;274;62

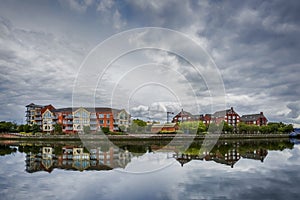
99;120;104;124
107;114;110;118
107;120;110;124
82;112;89;118
99;114;104;118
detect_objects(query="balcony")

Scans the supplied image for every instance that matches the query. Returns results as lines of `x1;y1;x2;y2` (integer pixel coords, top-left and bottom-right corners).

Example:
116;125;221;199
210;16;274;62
90;115;97;119
90;121;97;125
35;117;42;120
65;127;73;131
65;115;73;119
63;121;73;125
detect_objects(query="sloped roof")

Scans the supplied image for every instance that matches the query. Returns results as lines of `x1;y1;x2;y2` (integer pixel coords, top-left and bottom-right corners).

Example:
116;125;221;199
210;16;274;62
213;109;231;118
240;113;266;122
213;108;238;118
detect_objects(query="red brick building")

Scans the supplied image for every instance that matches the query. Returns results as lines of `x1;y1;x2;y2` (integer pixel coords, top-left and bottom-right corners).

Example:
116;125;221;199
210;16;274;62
212;107;240;127
240;112;268;126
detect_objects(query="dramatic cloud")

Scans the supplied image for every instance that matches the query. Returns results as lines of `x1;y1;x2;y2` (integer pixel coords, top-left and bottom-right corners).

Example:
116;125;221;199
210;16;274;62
0;0;299;126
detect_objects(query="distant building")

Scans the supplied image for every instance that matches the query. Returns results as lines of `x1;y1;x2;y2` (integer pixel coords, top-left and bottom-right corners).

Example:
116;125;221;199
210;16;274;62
199;114;212;126
240;112;268;126
151;123;178;133
172;109;207;123
212;107;240;127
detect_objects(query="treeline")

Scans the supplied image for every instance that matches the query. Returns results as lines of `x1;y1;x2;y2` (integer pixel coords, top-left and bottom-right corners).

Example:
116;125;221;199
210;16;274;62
177;121;294;134
0;121;17;133
0;121;44;134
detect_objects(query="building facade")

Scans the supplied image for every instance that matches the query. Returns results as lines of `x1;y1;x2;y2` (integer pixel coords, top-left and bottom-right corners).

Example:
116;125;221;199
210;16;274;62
240;112;268;126
212;107;240;127
25;103;130;134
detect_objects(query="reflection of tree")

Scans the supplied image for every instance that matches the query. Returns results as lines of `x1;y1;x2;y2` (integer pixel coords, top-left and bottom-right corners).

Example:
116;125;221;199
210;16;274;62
0;145;17;156
175;139;294;168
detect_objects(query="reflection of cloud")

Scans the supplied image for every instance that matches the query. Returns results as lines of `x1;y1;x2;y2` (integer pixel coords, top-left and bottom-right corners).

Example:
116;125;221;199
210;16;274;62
1;145;300;199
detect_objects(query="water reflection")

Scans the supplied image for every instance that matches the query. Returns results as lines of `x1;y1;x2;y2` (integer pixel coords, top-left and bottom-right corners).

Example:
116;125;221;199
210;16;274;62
174;142;268;168
0;138;295;172
0;139;299;200
25;145;132;173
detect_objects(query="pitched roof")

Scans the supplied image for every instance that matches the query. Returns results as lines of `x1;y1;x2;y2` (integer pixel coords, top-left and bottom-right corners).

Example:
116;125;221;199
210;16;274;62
213;107;238;117
213;109;231;118
240;113;266;122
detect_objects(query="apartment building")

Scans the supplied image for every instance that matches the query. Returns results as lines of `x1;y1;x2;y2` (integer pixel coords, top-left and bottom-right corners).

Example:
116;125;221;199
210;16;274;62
25;103;130;134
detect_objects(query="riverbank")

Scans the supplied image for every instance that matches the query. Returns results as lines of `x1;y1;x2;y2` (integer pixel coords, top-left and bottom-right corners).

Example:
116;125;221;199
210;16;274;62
0;133;290;141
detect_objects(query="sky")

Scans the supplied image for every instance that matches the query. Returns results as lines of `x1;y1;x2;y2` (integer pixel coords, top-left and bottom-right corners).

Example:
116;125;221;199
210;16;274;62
0;0;300;126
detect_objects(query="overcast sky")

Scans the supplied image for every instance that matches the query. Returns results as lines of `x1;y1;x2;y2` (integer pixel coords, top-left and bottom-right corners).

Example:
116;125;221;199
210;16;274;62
0;0;300;126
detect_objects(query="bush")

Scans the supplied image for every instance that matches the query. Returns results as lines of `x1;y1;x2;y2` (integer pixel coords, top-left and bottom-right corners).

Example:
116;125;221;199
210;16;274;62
101;127;110;134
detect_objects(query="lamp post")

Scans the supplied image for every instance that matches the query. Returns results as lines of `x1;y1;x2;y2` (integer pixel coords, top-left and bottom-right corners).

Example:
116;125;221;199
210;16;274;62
167;111;174;123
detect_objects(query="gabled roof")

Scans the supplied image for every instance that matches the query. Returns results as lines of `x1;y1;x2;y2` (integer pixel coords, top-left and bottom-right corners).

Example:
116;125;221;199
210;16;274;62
213;107;239;118
41;105;55;114
240;113;266;122
174;110;193;117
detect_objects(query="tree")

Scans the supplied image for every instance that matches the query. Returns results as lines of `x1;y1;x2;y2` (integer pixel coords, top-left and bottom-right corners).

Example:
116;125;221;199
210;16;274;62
101;127;110;134
222;121;233;134
0;121;15;133
18;124;24;132
83;125;91;134
23;124;31;133
132;119;147;127
197;121;207;134
31;124;40;134
54;123;63;134
129;119;147;133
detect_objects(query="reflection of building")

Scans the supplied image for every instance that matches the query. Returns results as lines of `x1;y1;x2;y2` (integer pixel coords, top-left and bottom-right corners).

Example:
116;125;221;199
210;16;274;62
242;149;268;162
25;145;132;173
240;112;268;126
173;142;270;168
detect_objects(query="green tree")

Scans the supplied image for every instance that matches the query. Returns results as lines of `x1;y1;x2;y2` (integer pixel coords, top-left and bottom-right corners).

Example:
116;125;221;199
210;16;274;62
259;125;270;134
132;119;147;127
129;119;147;133
54;123;63;134
83;125;91;134
101;127;110;134
23;124;31;133
197;121;207;134
238;122;248;134
18;124;24;132
222;121;233;134
0;121;15;133
31;124;40;134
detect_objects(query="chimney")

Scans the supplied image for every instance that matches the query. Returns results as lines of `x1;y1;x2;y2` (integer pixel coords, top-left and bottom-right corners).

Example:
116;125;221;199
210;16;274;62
260;112;263;115
231;107;233;111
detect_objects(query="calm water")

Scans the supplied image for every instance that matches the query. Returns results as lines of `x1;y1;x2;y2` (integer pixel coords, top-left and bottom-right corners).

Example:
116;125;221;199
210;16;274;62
0;138;300;200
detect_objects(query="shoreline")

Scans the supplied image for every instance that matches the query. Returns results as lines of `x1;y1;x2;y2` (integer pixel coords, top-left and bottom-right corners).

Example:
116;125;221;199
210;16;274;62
0;133;291;141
